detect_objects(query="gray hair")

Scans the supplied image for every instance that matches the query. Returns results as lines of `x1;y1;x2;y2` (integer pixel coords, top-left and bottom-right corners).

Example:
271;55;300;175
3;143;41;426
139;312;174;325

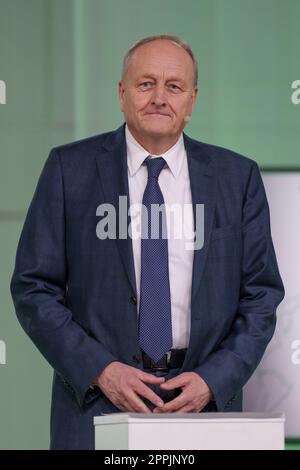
122;34;198;86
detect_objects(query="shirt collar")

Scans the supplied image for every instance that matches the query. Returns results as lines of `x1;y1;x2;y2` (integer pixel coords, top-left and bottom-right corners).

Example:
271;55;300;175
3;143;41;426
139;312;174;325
125;124;185;179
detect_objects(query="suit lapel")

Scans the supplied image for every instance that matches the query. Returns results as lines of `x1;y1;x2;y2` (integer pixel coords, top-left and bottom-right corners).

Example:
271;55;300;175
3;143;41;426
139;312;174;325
95;125;137;297
184;134;217;304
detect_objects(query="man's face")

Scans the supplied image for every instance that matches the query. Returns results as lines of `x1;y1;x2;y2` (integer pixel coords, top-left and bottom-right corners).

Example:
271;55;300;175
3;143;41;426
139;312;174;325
119;40;198;144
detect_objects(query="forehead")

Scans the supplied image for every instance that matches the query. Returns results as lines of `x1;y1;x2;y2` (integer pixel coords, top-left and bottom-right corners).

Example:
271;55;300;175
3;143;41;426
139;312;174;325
127;40;194;80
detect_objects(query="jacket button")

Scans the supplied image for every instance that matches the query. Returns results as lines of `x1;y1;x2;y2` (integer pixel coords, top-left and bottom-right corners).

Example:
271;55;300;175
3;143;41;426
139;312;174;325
130;296;137;305
132;355;141;363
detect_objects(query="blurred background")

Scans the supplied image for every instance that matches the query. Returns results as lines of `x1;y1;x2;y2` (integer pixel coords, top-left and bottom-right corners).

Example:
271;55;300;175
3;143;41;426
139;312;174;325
0;0;299;449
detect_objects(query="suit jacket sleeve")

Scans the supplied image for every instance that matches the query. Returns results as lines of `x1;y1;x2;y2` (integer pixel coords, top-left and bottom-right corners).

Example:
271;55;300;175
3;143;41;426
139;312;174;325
10;149;118;407
194;161;285;411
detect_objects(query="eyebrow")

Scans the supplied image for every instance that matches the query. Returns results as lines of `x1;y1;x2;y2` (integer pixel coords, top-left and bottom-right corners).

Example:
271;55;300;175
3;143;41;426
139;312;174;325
138;74;185;84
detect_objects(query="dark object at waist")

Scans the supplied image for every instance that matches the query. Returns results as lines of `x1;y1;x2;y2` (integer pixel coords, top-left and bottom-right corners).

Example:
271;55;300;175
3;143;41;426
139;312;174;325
142;349;187;371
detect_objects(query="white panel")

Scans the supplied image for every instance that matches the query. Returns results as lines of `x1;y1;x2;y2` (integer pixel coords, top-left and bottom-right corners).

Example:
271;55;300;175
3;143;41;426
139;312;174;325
244;172;300;437
94;412;284;450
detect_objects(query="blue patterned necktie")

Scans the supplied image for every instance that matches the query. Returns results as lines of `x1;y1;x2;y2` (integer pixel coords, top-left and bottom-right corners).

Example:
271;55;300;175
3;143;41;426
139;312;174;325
139;156;173;363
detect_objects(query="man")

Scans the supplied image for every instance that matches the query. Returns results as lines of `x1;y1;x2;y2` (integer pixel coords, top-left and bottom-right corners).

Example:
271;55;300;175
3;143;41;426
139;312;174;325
10;34;285;450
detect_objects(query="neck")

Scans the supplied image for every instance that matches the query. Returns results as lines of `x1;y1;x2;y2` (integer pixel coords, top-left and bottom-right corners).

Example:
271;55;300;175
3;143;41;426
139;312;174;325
128;127;181;155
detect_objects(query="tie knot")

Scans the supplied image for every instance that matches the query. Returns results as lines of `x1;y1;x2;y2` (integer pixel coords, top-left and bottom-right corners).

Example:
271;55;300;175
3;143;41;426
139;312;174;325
145;157;166;179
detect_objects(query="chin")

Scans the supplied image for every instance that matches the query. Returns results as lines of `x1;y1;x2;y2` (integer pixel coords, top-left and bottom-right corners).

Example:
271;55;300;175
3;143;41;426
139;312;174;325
141;123;172;136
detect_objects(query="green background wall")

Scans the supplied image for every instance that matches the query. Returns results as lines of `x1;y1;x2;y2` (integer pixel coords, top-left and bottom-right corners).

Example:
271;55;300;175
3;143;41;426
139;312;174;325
0;0;299;449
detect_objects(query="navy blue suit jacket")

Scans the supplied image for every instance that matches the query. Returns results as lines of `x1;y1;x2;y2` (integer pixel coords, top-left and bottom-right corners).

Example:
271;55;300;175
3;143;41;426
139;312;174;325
10;124;284;449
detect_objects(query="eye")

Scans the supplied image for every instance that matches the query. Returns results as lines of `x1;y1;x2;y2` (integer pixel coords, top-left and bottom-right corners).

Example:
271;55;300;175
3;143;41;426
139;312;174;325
139;82;153;90
167;84;182;93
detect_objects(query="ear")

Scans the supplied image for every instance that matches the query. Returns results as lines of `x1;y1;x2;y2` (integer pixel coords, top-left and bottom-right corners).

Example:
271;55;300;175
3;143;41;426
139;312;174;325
118;80;125;112
191;86;198;106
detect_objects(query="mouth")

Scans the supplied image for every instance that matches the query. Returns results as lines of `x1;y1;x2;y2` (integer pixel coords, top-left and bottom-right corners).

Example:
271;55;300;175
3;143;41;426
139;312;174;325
145;113;170;117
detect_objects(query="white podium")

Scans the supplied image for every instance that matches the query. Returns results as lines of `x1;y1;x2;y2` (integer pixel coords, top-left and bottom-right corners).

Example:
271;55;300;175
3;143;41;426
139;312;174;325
94;412;284;450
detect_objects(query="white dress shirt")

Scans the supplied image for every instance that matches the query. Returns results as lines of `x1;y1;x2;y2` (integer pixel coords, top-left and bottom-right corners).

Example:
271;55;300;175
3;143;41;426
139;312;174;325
125;124;194;349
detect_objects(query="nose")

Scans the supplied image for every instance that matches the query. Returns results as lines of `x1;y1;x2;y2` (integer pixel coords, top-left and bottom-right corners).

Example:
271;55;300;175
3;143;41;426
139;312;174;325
151;83;167;107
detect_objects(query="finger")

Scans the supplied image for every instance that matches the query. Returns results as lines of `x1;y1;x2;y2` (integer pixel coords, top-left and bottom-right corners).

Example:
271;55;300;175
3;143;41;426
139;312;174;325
113;395;138;412
122;399;151;413
198;401;210;412
138;372;166;384
125;390;152;413
154;394;188;413
135;383;164;408
120;400;151;413
110;389;149;413
173;405;195;413
159;374;188;390
117;398;135;412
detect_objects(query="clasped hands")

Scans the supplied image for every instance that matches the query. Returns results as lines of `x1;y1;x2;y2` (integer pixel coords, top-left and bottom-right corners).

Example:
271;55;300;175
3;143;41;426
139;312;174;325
96;361;212;414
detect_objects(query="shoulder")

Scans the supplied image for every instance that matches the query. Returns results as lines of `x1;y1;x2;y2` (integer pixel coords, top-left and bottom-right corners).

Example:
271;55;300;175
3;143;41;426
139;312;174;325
49;126;123;163
183;133;259;174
